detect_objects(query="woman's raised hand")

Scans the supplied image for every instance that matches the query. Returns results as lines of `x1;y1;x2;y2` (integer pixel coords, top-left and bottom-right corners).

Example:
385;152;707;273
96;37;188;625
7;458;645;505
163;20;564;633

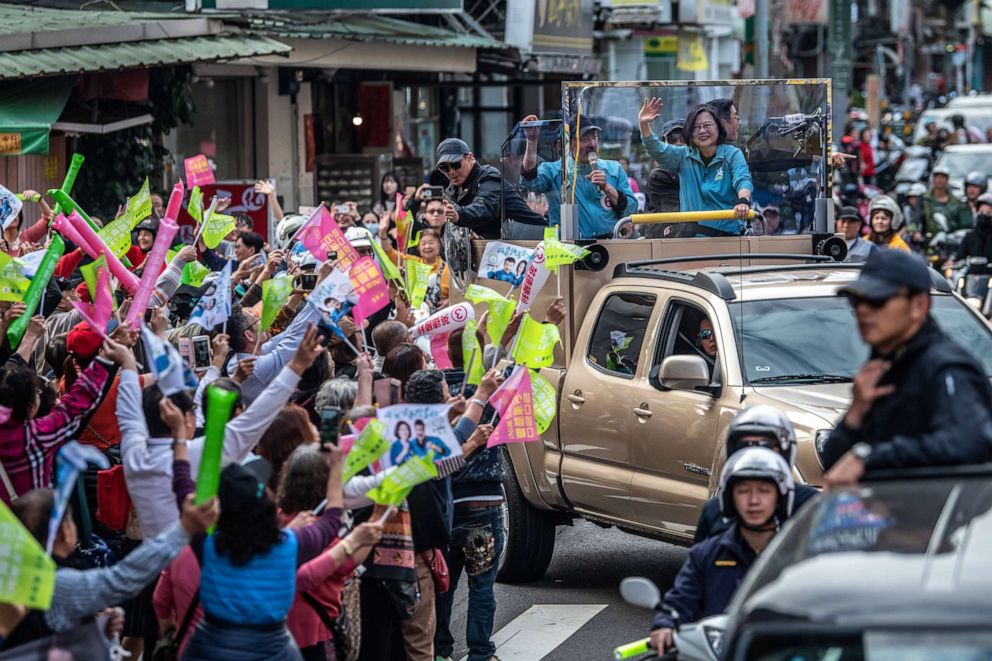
638;98;663;136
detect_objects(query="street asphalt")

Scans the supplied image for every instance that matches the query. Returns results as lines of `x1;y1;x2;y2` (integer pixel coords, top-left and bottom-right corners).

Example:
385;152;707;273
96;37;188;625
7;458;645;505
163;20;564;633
445;520;689;661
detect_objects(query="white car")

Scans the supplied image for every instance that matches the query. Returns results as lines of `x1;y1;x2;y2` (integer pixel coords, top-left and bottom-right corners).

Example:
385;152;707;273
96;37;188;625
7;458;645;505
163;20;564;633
913;107;992;145
932;144;992;197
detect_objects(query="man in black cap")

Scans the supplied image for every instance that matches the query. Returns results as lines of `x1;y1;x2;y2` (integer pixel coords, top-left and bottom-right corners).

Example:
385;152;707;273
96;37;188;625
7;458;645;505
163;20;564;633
425;137;544;239
821;249;992;487
643;119;687;238
519;113;637;239
835;205;875;262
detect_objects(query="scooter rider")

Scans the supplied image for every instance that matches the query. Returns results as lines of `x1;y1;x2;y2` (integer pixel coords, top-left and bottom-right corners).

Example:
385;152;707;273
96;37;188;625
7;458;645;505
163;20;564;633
952;192;992;265
866;195;911;252
650;448;794;654
963;170;987;219
694;406;818;543
822;249;992;487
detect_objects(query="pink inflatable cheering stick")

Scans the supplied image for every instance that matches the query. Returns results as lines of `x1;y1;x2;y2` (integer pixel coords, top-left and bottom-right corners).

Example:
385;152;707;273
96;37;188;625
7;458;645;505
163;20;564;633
51;212;99;259
124;182;183;326
64;211;141;294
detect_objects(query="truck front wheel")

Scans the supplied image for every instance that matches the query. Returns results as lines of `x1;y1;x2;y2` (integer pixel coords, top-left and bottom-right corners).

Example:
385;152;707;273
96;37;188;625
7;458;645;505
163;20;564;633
497;450;556;583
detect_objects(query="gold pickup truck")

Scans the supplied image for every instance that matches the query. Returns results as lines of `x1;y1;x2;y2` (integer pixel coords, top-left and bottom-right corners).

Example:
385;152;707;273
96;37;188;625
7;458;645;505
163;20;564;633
454;235;992;583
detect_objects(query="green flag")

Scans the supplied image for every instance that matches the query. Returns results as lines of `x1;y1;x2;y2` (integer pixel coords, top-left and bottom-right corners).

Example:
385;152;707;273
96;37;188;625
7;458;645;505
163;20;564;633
465;284;515;346
462;319;484;387
98;213;133;258
122;178;152;229
365;452;438;507
544;237;591;271
80;256;117;311
0;500;56;609
183;261;211;287
0;252;30;302
201;213;236;250
530;370;557;434
367;233;403;283
188;186;203;224
511;313;560;369
260;274;293;333
405;259;433;309
342;419;389;483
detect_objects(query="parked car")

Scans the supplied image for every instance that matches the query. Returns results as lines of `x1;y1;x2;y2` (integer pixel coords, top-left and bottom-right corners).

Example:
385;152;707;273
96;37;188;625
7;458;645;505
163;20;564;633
719;465;992;660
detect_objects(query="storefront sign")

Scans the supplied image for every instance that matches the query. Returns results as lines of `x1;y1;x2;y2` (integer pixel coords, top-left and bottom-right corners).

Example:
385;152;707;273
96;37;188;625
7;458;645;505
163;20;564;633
176;181;271;244
0;133;22;156
783;0;828;24
532;0;594;55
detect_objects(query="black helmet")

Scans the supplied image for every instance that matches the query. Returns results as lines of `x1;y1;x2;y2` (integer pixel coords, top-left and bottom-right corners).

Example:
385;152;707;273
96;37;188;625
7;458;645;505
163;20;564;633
725;405;797;465
964;171;987;193
718;447;795;529
135;217;159;238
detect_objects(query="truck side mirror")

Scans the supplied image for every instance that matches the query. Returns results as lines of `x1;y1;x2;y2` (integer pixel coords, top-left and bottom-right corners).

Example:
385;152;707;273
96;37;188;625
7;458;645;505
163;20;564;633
659;355;710;390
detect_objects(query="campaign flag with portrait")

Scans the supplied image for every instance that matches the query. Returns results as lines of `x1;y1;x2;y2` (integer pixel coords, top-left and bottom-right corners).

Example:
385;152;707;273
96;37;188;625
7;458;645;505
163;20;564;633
477;241;535;290
188;261;232;330
376;402;461;469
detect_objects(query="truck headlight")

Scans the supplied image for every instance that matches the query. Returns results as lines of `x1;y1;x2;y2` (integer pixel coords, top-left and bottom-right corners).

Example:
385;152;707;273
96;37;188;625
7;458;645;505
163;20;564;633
814;429;831;468
703;625;723;656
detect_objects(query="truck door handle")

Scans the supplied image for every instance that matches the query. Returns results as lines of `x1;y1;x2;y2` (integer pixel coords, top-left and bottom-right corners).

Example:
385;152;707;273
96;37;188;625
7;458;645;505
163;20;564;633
567;391;585;405
633;404;652;419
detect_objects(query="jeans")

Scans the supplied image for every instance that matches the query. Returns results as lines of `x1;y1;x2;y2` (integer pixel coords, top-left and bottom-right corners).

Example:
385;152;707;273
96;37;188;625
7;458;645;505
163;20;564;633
434;504;505;661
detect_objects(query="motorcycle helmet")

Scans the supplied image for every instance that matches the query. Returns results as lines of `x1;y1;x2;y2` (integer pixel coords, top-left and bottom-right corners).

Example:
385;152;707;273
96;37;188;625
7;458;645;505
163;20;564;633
134;217;158;239
718;447;795;528
275;213;307;250
931;164;952;178
868;195;903;231
978;192;992;208
965;171;988;194
907;183;927;198
344;225;373;250
725;406;797;466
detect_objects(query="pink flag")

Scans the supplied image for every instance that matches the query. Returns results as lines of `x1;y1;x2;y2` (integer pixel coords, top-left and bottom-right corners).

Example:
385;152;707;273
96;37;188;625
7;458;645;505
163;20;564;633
487;366;539;447
299;206;361;271
184;154;215;187
71;269;113;339
350;256;390;326
430;333;452;369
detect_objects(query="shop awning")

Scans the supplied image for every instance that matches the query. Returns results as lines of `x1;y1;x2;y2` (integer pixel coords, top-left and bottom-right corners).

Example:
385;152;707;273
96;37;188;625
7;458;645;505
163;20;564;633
0;76;75;156
0;34;291;81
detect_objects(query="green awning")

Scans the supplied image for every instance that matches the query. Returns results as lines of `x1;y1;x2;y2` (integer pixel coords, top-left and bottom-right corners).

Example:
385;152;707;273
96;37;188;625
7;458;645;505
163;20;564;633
0;76;75;156
0;34;291;82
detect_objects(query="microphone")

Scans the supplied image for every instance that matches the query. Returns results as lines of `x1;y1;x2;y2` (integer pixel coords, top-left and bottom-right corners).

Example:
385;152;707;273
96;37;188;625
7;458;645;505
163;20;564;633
587;151;598;170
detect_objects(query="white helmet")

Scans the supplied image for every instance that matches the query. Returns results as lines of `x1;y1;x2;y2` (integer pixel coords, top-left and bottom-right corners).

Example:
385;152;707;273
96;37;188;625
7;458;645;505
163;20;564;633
275;213;307;250
718;447;795;527
344;225;373;250
868;195;904;231
725;405;797;466
907;182;927;197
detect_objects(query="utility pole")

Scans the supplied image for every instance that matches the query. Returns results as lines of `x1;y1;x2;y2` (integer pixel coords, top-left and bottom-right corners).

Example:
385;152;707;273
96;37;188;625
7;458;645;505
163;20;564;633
756;0;769;78
828;0;853;144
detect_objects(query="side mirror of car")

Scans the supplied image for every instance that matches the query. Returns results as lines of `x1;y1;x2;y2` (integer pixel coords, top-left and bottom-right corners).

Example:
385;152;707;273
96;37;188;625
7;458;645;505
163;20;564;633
619;577;661;610
659;355;710;390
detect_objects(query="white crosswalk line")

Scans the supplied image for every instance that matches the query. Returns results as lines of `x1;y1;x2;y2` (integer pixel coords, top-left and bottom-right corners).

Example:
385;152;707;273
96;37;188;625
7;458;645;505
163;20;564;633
460;604;607;661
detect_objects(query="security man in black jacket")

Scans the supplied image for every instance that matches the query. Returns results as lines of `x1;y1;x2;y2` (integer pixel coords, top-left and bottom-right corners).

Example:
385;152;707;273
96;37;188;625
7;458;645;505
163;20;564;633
953;192;992;264
822;249;992;488
429;138;546;239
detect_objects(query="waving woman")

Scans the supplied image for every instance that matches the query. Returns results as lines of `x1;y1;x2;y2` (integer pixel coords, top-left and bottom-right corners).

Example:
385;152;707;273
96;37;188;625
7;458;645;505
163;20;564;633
638;98;753;236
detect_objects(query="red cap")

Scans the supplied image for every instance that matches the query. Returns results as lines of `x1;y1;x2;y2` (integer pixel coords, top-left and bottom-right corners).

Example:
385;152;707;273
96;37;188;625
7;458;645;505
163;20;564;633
66;322;102;359
75;281;91;304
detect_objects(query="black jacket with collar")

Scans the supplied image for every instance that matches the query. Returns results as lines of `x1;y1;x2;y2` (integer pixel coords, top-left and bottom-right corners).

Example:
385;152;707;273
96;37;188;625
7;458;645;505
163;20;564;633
445;163;545;239
822;318;992;471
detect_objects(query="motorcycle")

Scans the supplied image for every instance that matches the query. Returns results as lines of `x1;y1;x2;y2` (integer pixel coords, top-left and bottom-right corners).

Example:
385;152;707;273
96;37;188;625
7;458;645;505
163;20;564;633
927;212;969;271
949;256;992;318
612;577;727;661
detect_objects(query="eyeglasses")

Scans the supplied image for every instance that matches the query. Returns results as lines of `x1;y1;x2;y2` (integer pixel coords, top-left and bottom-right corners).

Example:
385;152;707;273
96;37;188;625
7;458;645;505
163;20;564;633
693;123;717;134
845;291;910;310
697;329;714;340
438;160;463;173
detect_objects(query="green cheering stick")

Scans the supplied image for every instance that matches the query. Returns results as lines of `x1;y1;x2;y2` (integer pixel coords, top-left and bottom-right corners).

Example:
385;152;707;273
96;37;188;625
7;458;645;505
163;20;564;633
7;235;64;348
612;638;650;660
49;153;84;219
47;190;100;232
195;385;239;531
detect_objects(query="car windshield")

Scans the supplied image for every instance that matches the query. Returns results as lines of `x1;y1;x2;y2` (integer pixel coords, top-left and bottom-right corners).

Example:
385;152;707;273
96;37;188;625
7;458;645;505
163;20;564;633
936;150;992;179
731;295;992;384
745;630;992;660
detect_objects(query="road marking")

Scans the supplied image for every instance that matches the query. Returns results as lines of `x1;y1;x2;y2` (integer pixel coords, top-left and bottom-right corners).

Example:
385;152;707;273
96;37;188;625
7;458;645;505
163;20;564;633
460;604;607;661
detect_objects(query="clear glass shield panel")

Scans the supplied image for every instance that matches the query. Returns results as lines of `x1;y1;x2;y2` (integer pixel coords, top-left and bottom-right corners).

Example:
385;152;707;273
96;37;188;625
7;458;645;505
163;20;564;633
533;80;833;239
502;119;563;241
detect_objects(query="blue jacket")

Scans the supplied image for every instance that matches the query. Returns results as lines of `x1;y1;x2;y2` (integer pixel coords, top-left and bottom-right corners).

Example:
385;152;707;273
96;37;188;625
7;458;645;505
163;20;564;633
651;523;755;631
641;133;753;235
521;158;637;239
201;531;298;624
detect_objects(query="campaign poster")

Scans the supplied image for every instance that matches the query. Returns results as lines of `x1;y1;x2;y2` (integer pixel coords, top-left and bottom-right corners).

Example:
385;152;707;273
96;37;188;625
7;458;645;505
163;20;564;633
477;241;535;290
376;403;461;469
0;185;23;231
310;267;358;317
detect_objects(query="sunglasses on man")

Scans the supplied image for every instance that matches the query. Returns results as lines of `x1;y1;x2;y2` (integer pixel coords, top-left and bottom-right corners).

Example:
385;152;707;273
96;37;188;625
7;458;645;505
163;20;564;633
697;329;714;340
843;291;912;310
438;160;463;174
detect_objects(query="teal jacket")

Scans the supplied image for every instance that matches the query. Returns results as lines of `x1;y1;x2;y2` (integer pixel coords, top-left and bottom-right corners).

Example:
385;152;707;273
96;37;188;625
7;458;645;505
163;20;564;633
641;133;753;235
521;157;637;239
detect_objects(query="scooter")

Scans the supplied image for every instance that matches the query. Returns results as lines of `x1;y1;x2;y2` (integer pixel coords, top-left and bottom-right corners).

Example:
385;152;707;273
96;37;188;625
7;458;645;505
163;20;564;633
611;577;727;661
949;256;992;317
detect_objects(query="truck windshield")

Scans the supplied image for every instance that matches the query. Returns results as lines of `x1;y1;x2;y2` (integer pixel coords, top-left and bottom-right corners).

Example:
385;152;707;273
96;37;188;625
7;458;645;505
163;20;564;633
731;296;992;384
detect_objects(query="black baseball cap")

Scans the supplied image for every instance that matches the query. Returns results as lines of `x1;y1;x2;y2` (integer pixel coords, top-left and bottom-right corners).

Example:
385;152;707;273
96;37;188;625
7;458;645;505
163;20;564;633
661;119;685;138
218;459;273;512
435;138;472;164
838;206;863;222
838;249;932;301
567;119;602;138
